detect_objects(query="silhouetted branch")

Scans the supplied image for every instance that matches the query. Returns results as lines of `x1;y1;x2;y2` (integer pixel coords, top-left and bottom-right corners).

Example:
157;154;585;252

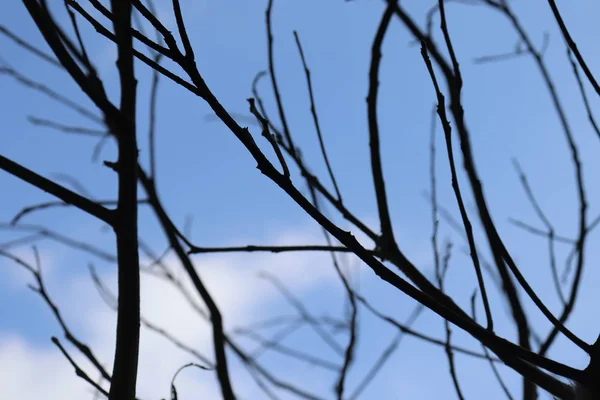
169;362;211;400
545;0;600;97
293;31;343;202
356;294;499;362
52;337;110;397
87;264;213;367
421;38;494;331
438;242;466;400
348;303;424;400
471;293;514;400
367;3;398;256
512;159;565;305
0;25;62;67
11;199;148;225
480;0;590;359
0;155;113;224
249;97;291;178
139;169;236;399
0;65;102;123
0;250;111;382
236;328;340;371
12;2;596;398
566;47;600;140
189;244;359;255
508;219;575;245
260;272;345;356
265;0;296;156
27;116;108;137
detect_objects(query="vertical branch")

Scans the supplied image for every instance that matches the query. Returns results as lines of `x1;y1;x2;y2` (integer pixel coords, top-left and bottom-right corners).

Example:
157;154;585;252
109;1;141;399
62;0;91;67
471;294;515;400
429;103;465;399
265;0;296;155
439;243;466;400
367;3;398;252
148;54;162;179
172;0;195;61
420;39;494;331
512;159;565;306
293;31;343;202
143;0;163;180
429;104;441;283
348;303;424;400
304;185;356;400
435;0;591;394
433;2;541;396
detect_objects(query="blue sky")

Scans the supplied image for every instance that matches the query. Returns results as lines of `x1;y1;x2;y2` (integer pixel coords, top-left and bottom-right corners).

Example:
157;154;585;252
1;0;600;399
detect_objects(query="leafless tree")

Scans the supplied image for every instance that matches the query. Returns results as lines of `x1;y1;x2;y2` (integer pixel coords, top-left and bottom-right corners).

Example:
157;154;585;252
1;0;599;399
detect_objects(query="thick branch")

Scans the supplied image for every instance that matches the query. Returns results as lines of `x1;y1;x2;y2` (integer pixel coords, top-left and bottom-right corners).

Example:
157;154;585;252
0;155;113;224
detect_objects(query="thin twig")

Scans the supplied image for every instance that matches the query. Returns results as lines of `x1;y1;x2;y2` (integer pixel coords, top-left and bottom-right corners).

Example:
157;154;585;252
0;25;61;67
438;242;466;400
265;0;296;155
249;98;290;178
512;159;565;305
0;65;102;123
545;0;600;97
52;337;110;397
471;293;514;400
236;328;340;371
260;272;345;356
293;31;343;202
421;40;494;331
27;116;107;136
566;48;600;140
349;304;424;400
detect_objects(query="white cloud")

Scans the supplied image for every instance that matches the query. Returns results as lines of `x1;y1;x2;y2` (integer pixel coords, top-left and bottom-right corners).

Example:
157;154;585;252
0;227;345;399
0;335;91;399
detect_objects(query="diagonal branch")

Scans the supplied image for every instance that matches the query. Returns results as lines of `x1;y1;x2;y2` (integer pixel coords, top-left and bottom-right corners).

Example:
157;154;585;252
0;155;113;224
545;0;600;97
